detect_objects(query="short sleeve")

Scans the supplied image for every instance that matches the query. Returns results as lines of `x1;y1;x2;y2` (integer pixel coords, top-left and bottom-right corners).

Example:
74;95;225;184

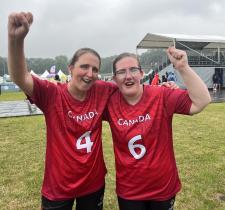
163;87;192;116
27;75;57;112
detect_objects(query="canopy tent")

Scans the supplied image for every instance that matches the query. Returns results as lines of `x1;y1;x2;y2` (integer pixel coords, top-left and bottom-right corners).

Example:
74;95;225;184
136;33;225;50
3;74;11;82
57;70;68;82
30;70;39;77
136;33;225;88
30;70;45;80
40;70;50;79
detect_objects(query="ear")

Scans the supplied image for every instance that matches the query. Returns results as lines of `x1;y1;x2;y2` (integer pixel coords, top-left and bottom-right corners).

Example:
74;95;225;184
68;65;73;75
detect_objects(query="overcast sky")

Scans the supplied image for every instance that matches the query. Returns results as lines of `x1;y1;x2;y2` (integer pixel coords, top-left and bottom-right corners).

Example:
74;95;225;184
1;0;225;58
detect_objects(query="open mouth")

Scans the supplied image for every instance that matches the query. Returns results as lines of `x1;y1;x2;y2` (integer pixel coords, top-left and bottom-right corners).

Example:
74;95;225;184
82;78;92;84
125;81;135;86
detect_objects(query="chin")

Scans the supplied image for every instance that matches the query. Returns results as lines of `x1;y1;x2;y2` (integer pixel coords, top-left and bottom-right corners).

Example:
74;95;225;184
121;90;136;97
81;85;91;92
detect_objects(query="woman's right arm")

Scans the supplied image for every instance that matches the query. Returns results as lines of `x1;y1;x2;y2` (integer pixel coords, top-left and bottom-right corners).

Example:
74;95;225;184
8;12;34;97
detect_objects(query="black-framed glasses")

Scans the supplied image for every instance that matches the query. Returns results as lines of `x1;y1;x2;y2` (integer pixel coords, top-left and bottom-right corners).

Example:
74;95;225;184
115;67;141;78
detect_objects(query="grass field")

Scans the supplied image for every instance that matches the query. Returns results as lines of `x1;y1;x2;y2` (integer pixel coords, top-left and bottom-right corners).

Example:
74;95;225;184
0;91;26;101
0;92;225;209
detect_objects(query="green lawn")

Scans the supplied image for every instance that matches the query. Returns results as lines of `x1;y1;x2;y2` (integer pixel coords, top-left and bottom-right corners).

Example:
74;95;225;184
0;91;26;101
0;98;225;209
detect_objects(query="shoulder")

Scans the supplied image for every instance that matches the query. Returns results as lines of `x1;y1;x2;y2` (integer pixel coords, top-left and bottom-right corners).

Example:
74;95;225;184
145;85;188;100
32;75;65;96
144;84;163;94
32;75;55;90
93;80;118;92
162;87;189;103
95;80;116;87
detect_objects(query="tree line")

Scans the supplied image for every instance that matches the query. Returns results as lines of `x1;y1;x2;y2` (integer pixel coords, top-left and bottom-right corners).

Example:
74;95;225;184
0;49;166;76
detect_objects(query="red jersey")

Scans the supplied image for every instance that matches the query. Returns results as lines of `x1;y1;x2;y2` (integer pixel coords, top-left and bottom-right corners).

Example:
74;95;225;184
105;85;192;200
29;76;116;200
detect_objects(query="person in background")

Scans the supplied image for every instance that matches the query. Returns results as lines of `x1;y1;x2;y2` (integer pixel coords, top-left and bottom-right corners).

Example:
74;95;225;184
8;11;116;210
212;72;220;92
54;74;61;82
150;72;160;85
104;47;211;210
161;74;167;83
167;71;176;82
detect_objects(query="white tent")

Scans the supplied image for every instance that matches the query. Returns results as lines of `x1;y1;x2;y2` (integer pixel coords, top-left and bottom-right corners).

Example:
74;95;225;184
30;70;45;80
136;33;225;88
30;70;39;77
57;70;68;82
3;74;11;82
57;70;67;77
137;33;225;50
40;70;50;79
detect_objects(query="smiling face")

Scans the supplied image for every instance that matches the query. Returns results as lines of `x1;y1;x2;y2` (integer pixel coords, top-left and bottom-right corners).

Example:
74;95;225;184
68;52;100;100
113;56;144;103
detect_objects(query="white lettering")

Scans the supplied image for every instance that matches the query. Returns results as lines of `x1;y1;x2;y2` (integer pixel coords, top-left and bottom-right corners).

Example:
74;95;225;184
145;114;151;121
83;114;89;120
118;119;123;125
67;110;99;122
68;111;73;118
139;116;144;122
89;112;95;119
123;120;128;126
77;115;83;121
117;113;151;126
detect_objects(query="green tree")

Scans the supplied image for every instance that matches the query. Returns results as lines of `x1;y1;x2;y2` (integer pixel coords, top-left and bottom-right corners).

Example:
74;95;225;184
100;55;116;74
55;55;68;73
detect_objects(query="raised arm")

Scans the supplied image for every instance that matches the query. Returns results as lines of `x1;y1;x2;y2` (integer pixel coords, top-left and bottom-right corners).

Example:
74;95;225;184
8;12;34;96
167;46;211;115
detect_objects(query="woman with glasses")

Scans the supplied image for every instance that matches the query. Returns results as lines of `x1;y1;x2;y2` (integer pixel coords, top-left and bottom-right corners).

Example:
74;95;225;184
104;48;211;210
7;12;117;210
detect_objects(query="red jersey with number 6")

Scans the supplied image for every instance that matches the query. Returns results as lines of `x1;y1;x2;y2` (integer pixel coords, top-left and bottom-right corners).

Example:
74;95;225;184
105;85;192;200
29;76;116;200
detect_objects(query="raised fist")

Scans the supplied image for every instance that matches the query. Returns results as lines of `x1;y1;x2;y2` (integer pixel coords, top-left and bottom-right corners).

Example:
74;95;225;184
8;12;33;41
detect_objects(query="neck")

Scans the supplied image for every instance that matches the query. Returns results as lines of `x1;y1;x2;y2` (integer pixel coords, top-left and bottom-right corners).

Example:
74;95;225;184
67;82;87;101
124;85;143;105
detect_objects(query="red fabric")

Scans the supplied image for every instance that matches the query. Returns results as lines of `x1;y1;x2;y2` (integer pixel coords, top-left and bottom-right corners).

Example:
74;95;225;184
29;76;116;200
105;85;192;200
151;73;160;85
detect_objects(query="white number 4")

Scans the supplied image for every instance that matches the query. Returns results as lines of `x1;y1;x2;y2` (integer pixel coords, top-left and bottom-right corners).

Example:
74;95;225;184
76;131;93;153
128;135;146;159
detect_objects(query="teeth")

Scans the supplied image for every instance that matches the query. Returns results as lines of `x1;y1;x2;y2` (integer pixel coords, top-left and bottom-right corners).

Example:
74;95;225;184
125;82;134;86
82;78;92;83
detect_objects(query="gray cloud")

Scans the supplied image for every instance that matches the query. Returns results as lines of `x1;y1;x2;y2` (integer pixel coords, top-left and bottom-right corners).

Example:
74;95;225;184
1;0;225;58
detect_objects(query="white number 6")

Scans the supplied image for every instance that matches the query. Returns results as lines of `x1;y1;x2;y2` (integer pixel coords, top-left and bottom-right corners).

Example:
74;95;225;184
128;135;146;159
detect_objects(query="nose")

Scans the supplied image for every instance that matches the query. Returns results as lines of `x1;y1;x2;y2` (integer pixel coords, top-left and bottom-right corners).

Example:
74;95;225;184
124;69;132;79
86;67;93;77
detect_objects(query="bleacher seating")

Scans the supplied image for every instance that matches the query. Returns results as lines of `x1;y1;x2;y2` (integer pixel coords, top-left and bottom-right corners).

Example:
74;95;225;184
0;100;42;118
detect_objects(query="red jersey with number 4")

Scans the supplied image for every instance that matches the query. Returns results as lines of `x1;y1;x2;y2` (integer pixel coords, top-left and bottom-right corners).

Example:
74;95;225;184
105;85;192;200
29;76;116;200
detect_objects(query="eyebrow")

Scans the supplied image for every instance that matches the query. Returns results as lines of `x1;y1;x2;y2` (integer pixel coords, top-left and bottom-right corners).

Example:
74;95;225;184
116;67;140;71
80;64;99;72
